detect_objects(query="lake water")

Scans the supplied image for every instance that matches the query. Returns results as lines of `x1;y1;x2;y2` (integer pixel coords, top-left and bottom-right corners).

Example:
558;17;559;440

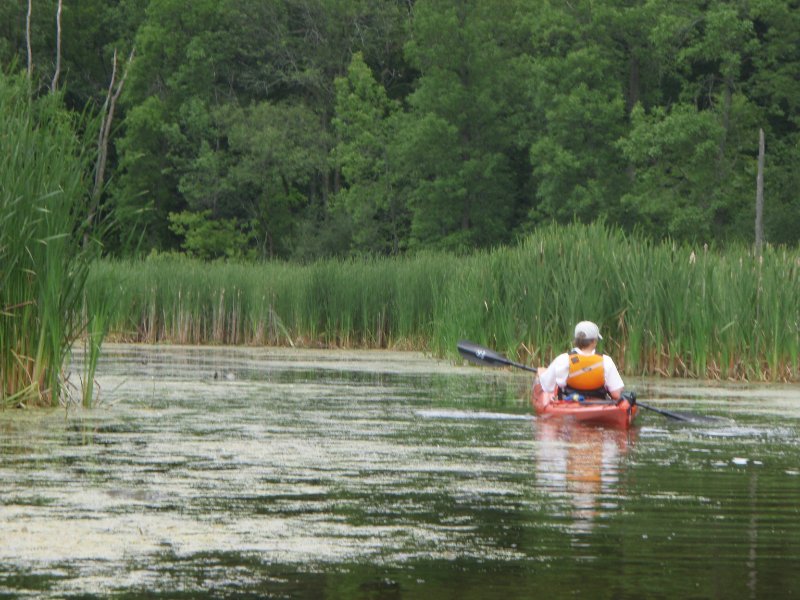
1;344;799;599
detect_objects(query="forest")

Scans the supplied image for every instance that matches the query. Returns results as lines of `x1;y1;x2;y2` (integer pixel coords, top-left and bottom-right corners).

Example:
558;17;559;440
2;0;799;260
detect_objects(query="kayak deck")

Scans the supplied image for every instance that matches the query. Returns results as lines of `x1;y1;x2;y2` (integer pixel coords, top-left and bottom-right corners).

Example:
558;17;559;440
532;380;637;429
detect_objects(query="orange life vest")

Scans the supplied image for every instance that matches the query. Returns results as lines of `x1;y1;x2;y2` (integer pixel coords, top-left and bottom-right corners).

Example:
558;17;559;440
565;351;605;393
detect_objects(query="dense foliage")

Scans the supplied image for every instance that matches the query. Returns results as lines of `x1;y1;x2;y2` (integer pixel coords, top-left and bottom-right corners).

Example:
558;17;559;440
3;0;799;259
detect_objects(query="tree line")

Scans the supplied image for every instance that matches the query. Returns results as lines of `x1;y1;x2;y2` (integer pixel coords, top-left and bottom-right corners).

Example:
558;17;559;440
3;0;799;260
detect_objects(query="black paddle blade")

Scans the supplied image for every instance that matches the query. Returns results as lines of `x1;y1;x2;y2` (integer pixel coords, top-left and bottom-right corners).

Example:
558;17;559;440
456;340;539;372
457;340;512;367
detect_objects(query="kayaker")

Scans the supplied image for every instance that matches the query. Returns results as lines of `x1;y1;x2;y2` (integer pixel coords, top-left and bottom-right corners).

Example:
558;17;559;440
538;321;625;401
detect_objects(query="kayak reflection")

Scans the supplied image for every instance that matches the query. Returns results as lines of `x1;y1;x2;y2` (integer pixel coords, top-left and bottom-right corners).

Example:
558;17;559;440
533;418;637;536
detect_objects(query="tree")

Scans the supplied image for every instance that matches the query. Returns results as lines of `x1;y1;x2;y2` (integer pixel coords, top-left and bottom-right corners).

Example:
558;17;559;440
168;210;255;260
397;0;528;251
618;103;726;240
111;0;249;252
520;0;654;228
173;101;329;258
620;0;777;243
332;52;407;254
4;0;798;255
746;0;800;244
58;0;141;110
111;0;412;256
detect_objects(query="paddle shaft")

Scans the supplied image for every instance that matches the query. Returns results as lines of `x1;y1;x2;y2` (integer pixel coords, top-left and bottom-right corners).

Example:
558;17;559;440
635;400;693;422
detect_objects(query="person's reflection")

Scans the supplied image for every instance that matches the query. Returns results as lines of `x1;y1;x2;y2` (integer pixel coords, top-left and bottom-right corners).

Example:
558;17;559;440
534;419;636;536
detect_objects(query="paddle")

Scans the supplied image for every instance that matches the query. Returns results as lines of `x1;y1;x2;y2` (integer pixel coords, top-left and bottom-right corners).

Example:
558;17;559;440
620;392;693;422
457;339;539;373
457;340;713;423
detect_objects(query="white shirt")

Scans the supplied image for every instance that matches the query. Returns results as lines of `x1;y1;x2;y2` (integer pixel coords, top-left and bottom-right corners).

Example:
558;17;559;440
538;348;624;394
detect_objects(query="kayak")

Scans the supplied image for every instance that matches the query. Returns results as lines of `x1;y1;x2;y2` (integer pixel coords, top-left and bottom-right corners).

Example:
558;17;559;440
532;376;638;429
532;382;637;428
455;339;637;428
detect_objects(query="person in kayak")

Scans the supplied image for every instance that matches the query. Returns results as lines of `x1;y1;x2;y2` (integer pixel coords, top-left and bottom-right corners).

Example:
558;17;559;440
538;321;625;401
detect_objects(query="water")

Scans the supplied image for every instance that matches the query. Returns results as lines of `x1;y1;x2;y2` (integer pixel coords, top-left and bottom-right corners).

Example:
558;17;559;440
1;344;799;599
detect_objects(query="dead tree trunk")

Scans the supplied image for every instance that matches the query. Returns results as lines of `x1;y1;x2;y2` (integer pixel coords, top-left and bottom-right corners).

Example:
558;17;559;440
85;48;135;247
51;0;63;92
26;0;33;79
755;128;765;257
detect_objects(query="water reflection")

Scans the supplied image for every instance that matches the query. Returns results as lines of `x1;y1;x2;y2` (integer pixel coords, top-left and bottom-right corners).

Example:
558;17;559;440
534;419;635;536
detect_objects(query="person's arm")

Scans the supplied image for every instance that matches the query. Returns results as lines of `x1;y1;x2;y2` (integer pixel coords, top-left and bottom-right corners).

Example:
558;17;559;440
603;356;624;400
538;354;566;393
538;365;556;393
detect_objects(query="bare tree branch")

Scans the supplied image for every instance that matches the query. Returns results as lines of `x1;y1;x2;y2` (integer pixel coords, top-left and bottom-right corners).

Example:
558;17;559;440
51;0;63;92
92;48;120;201
26;0;33;79
85;47;136;246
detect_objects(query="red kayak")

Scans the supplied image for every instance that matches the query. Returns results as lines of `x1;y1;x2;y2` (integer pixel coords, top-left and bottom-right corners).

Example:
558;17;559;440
532;375;637;429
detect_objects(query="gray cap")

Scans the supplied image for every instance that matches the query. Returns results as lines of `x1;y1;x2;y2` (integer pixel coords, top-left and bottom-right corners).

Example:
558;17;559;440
574;321;602;340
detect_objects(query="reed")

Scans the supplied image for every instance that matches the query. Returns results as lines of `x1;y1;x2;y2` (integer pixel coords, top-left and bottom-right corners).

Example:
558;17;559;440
1;73;99;407
85;223;800;382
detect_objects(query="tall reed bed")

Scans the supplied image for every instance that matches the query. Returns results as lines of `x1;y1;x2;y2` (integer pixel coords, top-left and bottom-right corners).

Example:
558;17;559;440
87;251;460;349
1;73;98;407
86;223;800;381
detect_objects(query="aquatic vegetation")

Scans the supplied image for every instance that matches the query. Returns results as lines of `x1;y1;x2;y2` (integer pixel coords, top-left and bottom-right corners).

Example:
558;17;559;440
86;223;800;382
0;73;100;408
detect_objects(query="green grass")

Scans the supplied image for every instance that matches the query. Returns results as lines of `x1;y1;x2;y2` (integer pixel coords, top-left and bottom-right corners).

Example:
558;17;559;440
85;222;800;382
1;72;100;407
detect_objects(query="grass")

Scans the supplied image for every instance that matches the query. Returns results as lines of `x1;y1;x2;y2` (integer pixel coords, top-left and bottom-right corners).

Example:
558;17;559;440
85;222;800;382
1;72;100;408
